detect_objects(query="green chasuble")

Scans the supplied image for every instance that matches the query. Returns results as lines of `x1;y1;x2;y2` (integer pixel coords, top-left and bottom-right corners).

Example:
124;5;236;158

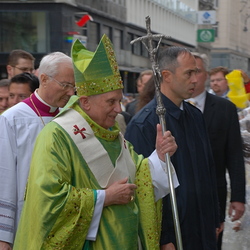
14;99;162;250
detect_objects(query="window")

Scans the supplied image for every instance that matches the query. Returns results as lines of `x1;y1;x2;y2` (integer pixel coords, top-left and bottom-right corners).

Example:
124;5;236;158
142;44;148;57
0;11;49;53
213;22;219;38
133;35;141;55
128;33;134;53
88;22;100;46
114;29;123;50
102;25;112;40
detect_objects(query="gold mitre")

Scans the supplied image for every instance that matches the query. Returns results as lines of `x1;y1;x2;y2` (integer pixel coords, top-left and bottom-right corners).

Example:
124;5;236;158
71;34;123;96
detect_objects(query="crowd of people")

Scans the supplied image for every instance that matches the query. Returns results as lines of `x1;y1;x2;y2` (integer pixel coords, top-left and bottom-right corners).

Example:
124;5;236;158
0;35;249;250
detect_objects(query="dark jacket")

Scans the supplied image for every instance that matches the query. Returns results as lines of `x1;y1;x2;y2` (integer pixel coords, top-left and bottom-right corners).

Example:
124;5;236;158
125;94;219;250
203;92;245;220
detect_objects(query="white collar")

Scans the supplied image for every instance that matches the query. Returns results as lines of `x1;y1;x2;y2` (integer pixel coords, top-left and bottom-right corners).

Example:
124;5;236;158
34;90;58;113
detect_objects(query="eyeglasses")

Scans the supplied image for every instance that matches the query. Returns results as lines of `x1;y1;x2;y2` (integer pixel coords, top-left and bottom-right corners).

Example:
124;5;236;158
210;78;226;83
48;75;76;91
13;66;34;73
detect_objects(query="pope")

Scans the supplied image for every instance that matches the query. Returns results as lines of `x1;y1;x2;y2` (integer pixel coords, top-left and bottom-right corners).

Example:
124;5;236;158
13;34;178;250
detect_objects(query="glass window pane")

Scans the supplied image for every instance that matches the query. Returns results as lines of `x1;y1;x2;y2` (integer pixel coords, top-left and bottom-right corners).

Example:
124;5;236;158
128;33;134;53
88;22;100;48
102;25;112;39
142;44;148;57
133;35;141;55
0;11;49;53
114;29;123;50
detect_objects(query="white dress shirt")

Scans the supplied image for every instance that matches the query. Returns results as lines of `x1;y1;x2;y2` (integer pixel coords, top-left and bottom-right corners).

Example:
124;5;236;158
187;90;206;113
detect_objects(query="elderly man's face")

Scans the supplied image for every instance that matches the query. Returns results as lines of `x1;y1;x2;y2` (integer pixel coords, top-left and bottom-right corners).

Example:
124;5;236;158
192;57;208;97
40;64;75;108
86;89;123;129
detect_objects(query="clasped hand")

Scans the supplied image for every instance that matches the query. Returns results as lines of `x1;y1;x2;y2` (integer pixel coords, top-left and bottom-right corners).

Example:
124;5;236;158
104;124;177;207
104;177;136;207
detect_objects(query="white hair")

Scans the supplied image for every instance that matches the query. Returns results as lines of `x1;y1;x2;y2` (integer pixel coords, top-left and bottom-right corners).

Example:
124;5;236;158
191;52;209;71
38;52;73;78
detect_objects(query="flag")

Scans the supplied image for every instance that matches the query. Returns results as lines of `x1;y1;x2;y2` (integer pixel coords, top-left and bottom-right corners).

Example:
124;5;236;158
76;14;93;27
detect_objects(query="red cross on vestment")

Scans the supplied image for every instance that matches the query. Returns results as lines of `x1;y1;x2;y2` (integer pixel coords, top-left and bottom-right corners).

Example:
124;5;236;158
73;125;86;139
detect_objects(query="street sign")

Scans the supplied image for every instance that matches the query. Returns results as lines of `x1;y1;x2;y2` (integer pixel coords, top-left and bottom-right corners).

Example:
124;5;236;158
197;29;215;43
198;11;216;25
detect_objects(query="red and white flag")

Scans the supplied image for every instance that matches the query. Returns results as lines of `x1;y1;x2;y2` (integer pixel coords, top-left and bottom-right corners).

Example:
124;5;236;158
76;14;93;27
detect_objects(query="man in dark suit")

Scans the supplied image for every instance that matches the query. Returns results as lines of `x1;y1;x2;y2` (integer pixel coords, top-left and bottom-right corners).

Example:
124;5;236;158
188;52;246;249
125;47;220;250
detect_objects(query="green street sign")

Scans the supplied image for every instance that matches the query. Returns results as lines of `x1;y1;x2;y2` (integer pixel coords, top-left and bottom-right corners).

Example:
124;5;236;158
197;29;215;42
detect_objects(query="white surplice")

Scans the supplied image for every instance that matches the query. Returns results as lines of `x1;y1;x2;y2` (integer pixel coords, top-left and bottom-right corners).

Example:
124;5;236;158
0;102;53;244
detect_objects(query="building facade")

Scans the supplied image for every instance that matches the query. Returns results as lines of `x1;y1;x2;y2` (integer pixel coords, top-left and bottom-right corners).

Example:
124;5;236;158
0;0;198;92
200;0;250;74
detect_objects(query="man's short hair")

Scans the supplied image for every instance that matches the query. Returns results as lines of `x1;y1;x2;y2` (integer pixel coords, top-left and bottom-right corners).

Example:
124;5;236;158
209;66;229;77
158;46;191;73
10;73;39;93
0;79;10;88
7;49;35;67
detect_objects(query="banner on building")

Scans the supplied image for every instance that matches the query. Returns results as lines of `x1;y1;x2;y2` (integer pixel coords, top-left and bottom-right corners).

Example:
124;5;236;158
197;29;215;43
197;11;216;25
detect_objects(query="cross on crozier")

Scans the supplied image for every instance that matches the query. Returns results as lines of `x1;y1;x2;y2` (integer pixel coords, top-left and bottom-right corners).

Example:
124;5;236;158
130;16;170;118
130;16;170;77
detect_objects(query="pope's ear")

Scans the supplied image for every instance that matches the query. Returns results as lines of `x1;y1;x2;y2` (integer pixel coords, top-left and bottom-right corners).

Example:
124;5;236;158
161;70;172;82
79;96;91;110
